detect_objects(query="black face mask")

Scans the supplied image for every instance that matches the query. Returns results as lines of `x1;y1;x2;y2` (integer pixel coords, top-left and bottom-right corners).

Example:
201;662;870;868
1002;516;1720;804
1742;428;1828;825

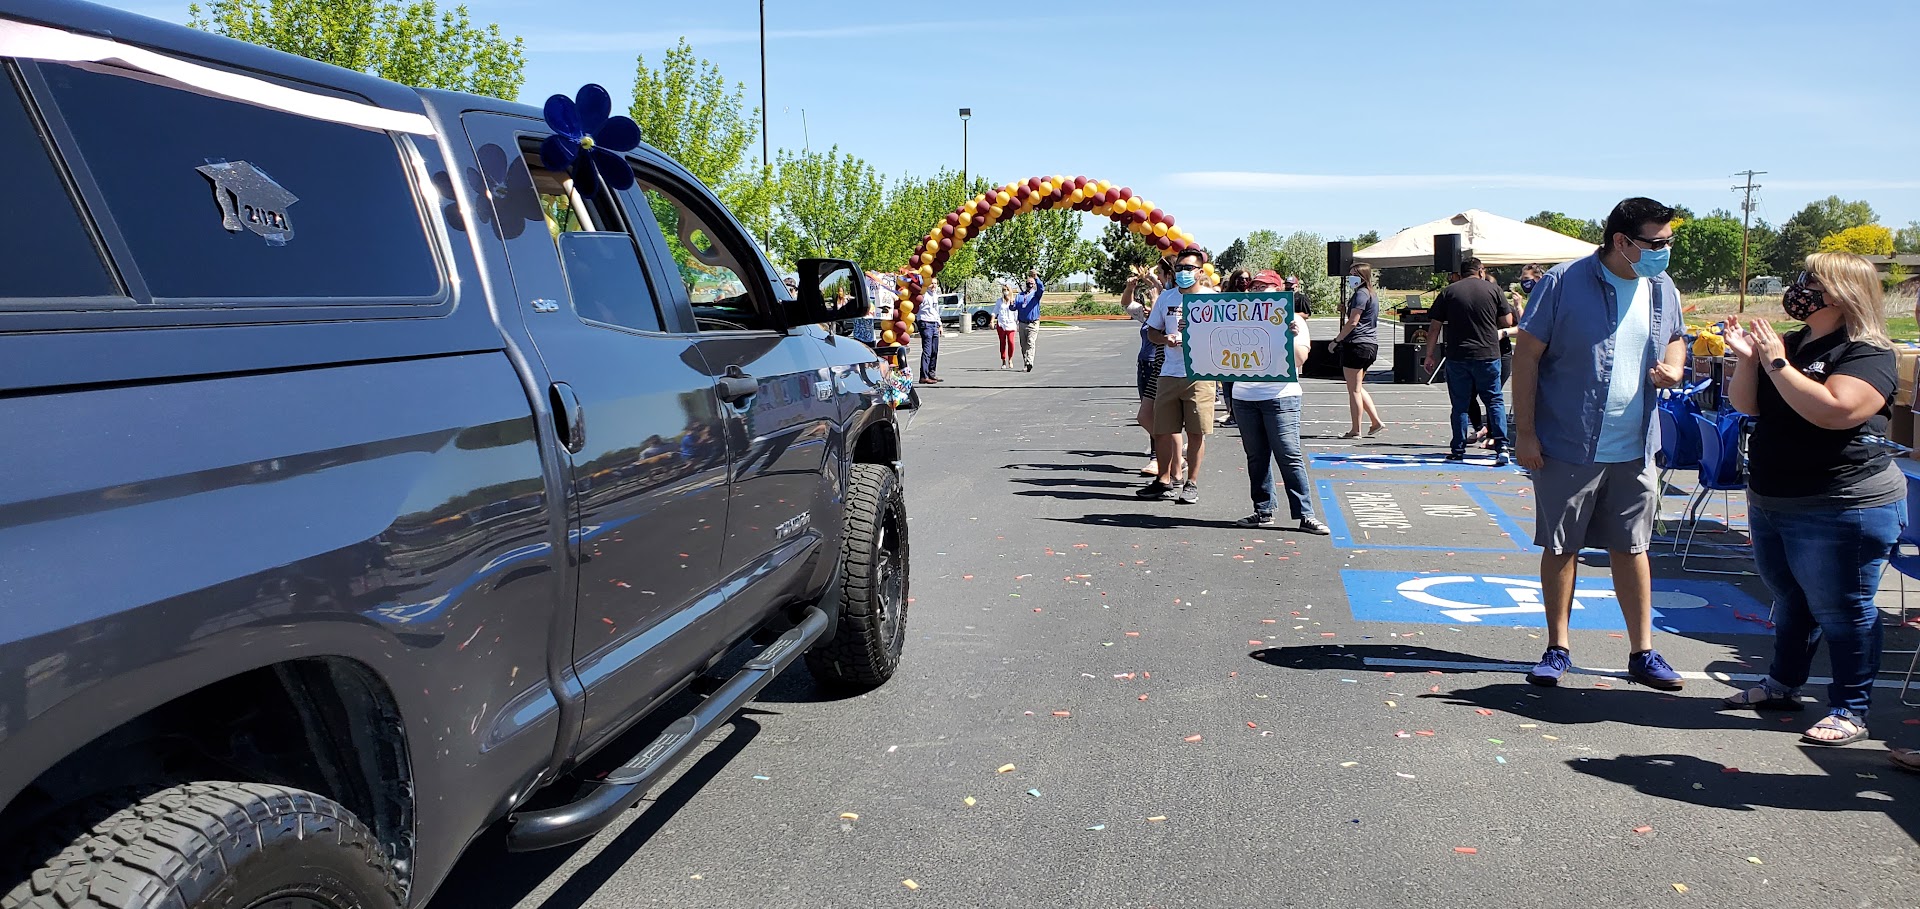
1782;278;1826;321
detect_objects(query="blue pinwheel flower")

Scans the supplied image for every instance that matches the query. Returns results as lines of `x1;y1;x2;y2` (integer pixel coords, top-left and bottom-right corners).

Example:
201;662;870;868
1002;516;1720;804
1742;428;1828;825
540;84;641;198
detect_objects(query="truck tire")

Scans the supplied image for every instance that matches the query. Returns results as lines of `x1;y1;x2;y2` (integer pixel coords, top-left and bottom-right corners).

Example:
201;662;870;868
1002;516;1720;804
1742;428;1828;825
3;782;403;909
971;311;991;330
807;463;908;690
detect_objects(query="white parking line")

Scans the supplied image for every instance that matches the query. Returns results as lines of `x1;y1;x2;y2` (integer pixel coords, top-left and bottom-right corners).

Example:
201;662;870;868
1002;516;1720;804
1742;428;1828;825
1359;656;1913;689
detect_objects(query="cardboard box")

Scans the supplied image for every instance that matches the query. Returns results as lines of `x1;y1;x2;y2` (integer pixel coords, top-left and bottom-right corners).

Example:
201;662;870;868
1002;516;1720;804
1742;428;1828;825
1895;345;1920;408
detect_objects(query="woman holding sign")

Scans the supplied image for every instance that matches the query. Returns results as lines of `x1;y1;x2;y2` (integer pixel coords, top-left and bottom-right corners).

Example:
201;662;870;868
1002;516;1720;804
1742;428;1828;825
1231;273;1330;534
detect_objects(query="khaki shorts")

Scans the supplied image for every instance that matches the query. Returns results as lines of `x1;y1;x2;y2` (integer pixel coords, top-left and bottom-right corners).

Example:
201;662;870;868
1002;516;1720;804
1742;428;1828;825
1152;376;1216;436
1531;457;1657;554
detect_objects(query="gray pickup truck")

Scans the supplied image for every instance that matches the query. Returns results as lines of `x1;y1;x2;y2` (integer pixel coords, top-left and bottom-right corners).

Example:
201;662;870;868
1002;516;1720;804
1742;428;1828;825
0;2;911;906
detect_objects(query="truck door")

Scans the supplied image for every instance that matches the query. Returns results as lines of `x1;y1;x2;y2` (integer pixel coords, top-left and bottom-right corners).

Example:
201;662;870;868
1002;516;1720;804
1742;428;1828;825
629;170;840;627
462;114;731;751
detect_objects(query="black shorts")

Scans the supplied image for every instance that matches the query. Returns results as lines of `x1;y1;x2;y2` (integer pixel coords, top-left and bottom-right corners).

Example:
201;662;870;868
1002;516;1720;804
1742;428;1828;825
1137;358;1159;399
1338;342;1379;370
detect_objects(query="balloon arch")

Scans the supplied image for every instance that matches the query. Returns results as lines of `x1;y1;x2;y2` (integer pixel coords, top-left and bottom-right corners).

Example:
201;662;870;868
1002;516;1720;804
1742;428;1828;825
881;175;1199;345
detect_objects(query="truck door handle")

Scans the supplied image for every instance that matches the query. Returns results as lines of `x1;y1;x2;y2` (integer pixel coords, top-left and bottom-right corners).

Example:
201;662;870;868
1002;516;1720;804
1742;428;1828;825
549;382;585;453
716;369;758;404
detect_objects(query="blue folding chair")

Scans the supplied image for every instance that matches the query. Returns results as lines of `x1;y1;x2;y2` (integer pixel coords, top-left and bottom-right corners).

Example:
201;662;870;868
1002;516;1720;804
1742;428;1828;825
1653;380;1710;544
1882;458;1920;705
1681;411;1750;574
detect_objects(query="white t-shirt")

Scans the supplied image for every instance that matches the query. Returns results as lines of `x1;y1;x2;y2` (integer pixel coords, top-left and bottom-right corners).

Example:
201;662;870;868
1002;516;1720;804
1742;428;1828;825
993;297;1017;329
1232;314;1309;401
1146;287;1212;378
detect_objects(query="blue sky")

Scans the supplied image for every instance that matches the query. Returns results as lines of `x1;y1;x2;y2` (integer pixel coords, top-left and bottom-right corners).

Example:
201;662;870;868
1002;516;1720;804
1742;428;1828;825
112;0;1920;245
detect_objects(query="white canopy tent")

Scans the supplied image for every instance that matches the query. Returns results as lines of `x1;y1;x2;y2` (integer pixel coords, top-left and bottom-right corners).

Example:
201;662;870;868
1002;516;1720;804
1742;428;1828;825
1354;209;1597;268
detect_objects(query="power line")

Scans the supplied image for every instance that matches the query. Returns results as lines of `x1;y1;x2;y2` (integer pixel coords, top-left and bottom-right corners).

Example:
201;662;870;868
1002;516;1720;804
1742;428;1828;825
1733;169;1766;313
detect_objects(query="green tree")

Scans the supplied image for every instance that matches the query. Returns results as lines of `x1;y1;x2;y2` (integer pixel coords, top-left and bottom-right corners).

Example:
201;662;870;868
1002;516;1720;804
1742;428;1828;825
1896;221;1920;255
1239;229;1282;273
1526;210;1602;244
766;146;880;265
188;0;524;97
856;170;990;281
630;39;773;242
1742;220;1781;280
1215;237;1248;274
1352;230;1381;249
1817;224;1895;256
974;208;1098;284
1772;196;1876;276
1273;231;1336;314
1093;220;1161;294
1668;215;1743;291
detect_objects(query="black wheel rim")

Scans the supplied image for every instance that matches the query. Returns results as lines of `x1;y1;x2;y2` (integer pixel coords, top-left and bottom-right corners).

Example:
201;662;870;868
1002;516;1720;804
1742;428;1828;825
248;898;344;909
874;513;904;642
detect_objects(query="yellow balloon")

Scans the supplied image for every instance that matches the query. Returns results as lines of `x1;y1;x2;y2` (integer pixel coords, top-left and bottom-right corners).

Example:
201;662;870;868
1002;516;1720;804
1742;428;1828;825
1026;191;1042;205
1039;180;1056;194
1152;222;1169;237
882;330;897;345
954;226;969;241
1051;174;1065;186
989;205;1004;219
918;265;933;279
995;191;1011;205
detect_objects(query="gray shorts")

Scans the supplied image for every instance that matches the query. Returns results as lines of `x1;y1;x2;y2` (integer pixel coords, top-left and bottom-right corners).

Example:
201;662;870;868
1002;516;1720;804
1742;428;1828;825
1531;457;1657;554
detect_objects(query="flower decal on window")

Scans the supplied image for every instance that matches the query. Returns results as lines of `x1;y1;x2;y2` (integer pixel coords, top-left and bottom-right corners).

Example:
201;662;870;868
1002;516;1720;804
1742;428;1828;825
540;83;640;198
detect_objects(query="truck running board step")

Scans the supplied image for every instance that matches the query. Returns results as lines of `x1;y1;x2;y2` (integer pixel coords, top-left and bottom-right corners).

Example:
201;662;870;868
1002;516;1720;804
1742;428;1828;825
505;606;830;851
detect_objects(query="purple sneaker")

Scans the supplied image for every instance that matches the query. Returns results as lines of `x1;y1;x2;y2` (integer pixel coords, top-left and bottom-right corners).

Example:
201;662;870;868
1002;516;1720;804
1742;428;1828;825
1526;647;1571;687
1628;649;1685;691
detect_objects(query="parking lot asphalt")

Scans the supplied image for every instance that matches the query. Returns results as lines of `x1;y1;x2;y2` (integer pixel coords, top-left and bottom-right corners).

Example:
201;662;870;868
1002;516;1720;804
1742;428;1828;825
432;318;1920;909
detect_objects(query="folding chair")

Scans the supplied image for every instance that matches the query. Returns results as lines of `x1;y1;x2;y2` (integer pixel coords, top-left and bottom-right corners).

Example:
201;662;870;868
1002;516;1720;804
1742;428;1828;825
1881;460;1920;706
1680;412;1750;575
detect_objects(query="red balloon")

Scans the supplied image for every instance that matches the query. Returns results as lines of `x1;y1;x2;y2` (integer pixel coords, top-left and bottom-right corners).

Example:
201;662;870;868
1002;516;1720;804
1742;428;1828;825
1116;187;1133;200
1162;213;1176;228
1072;200;1094;211
1073;175;1088;188
1093;191;1111;206
971;214;986;228
1149;208;1165;222
945;211;961;226
939;238;953;251
940;223;955;237
910;254;922;268
1153;235;1171;249
1026;176;1042;190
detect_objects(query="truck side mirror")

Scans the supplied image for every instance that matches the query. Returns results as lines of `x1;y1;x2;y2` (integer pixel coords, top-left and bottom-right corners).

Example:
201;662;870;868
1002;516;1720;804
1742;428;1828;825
790;258;870;324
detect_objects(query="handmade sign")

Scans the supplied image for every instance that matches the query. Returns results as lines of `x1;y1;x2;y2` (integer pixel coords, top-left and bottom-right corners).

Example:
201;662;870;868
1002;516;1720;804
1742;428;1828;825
1179;291;1297;382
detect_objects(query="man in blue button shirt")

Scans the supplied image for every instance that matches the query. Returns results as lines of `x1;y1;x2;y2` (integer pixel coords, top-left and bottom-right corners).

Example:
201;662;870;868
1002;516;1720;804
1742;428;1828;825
1013;271;1046;371
1512;197;1689;691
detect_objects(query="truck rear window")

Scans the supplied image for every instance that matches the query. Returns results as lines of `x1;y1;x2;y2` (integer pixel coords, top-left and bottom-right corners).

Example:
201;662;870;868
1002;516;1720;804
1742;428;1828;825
37;63;441;304
0;73;116;300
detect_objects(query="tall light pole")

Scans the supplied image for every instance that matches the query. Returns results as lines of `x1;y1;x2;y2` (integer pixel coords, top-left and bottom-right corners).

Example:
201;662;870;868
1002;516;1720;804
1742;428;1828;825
1732;169;1765;314
958;108;970;191
758;1;771;251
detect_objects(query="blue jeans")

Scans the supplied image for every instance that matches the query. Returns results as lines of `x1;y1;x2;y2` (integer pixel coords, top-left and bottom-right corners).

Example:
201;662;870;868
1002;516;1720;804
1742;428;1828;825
1446;358;1505;455
1751;501;1906;719
1232;396;1315;520
918;327;940;379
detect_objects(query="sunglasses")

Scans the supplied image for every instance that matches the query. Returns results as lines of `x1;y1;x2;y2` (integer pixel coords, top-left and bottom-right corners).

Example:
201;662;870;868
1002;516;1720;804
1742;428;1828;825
1173;264;1203;273
1629;234;1676;251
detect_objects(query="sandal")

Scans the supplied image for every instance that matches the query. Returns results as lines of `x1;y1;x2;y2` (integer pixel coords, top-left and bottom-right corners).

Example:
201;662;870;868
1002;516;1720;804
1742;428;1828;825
1719;684;1804;712
1339;430;1361;439
1890;748;1920;773
1801;712;1869;746
1367;424;1386;437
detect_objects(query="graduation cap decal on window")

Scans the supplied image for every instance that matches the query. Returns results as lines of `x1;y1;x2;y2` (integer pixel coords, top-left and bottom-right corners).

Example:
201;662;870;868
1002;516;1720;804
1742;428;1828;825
196;160;297;245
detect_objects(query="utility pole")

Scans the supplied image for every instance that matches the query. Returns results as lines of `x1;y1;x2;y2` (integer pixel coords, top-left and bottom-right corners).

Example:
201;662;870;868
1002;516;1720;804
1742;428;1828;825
1733;169;1765;313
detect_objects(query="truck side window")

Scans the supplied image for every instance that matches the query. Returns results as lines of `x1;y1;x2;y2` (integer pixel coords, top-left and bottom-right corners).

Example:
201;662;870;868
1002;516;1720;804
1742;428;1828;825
0;72;117;301
636;180;772;333
523;149;664;334
34;63;440;304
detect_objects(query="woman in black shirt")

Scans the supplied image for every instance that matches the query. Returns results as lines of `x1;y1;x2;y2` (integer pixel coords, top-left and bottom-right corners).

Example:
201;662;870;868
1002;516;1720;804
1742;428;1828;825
1721;252;1906;746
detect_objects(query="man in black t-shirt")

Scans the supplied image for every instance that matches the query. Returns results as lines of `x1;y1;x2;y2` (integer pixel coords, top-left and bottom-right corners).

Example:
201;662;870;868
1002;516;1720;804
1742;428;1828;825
1425;258;1515;463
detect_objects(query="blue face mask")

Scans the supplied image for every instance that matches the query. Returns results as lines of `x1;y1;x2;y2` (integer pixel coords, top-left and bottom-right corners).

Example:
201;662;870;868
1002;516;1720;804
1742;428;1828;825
1173;270;1197;289
1630;245;1670;278
1519;277;1537;293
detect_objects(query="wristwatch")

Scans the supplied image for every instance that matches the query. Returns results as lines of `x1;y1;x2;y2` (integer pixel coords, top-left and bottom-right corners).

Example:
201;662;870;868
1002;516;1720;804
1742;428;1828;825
1767;357;1788;374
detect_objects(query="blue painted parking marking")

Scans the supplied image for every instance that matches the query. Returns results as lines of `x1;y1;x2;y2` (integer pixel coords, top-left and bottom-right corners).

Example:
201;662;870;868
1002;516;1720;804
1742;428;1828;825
1340;569;1768;635
1316;478;1533;553
1311;452;1524;473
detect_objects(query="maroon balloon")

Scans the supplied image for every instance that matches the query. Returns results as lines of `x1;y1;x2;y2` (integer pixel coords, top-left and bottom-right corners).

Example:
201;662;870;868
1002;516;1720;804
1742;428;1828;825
1153;235;1171;249
910;254;922;268
1025;176;1042;190
1162;213;1176;228
971;214;986;228
945;211;961;226
939;237;953;251
1116;187;1133;200
1073;175;1088;188
1149;208;1165;222
940;223;955;238
1092;191;1111;206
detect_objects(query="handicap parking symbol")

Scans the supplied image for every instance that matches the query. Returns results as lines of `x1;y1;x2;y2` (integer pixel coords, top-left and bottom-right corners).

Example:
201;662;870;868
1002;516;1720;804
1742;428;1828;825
1341;570;1767;635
